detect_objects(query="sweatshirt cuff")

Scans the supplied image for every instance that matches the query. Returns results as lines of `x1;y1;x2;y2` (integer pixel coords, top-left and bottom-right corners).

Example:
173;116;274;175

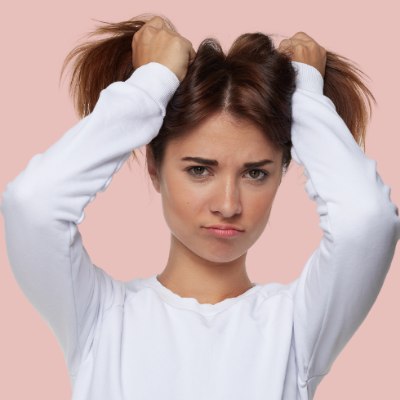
291;61;324;94
125;62;181;116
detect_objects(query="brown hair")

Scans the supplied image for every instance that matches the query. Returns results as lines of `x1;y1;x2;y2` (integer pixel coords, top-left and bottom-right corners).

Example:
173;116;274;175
60;13;376;175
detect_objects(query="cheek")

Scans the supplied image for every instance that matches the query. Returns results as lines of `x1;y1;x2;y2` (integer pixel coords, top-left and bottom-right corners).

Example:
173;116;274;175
161;177;204;227
247;186;276;209
246;186;278;224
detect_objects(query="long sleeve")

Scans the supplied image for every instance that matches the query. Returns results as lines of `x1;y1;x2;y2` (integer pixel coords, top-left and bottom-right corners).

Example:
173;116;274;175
289;61;400;396
0;62;180;376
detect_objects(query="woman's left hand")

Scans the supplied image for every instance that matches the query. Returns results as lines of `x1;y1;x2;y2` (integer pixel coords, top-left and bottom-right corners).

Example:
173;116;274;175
278;32;327;78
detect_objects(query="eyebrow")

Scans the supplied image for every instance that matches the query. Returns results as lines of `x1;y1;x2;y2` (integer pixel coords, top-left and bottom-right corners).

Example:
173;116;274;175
180;156;274;168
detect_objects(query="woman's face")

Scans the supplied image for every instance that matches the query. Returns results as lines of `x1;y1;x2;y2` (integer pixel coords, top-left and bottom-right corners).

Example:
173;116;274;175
147;112;283;264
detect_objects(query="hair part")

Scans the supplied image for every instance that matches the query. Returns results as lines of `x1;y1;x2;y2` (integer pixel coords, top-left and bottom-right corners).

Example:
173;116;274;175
60;13;376;176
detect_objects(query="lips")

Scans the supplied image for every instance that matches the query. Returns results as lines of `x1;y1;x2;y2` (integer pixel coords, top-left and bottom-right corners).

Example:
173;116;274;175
205;224;244;232
204;225;244;238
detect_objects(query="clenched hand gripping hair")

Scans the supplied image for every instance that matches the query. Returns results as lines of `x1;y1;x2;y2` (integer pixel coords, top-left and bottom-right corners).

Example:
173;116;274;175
60;13;376;175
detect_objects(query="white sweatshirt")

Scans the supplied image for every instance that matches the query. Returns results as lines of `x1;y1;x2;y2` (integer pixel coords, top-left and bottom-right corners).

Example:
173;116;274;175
1;61;399;400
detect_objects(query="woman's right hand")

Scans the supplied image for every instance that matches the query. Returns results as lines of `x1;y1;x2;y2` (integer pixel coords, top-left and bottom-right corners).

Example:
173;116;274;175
132;16;196;82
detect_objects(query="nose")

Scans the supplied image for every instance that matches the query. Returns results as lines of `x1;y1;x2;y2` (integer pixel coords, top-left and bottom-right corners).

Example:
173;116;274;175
209;176;242;218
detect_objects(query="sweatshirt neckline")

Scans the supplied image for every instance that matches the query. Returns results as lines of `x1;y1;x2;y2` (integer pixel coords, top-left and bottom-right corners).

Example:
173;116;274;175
143;274;261;315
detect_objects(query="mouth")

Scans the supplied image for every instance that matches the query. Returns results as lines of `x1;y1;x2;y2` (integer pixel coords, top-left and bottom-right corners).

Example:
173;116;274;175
203;227;244;238
204;224;244;232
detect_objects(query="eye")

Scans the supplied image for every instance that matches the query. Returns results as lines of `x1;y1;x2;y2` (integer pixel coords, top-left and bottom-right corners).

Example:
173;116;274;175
186;166;269;182
245;169;269;181
186;166;210;178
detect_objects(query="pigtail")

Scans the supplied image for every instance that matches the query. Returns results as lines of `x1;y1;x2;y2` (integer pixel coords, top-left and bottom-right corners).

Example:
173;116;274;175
323;51;376;152
59;16;376;172
59;13;178;119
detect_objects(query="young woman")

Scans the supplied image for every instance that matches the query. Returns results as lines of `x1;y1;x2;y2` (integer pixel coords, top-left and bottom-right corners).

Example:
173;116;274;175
1;14;399;400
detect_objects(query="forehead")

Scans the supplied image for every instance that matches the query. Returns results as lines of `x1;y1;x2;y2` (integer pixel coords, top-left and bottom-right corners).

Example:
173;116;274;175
165;112;278;161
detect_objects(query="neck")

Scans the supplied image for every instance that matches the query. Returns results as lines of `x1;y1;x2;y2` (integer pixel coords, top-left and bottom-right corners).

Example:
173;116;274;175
157;233;254;305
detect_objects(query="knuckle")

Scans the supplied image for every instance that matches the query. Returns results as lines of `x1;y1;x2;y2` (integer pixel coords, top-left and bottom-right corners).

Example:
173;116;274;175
150;16;164;23
294;31;308;38
141;24;152;32
279;39;291;47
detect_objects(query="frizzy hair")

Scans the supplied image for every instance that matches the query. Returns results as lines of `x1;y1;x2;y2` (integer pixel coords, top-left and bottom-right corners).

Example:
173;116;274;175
60;13;376;175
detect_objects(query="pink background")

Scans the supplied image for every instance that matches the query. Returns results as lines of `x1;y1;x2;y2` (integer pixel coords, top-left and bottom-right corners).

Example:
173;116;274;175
1;0;399;398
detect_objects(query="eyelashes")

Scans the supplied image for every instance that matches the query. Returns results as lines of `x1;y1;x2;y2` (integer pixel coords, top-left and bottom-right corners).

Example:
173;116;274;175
185;166;270;182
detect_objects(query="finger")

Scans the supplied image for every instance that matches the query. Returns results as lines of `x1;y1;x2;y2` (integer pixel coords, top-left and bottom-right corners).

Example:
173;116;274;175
146;16;165;30
278;38;292;48
278;38;294;53
291;31;313;41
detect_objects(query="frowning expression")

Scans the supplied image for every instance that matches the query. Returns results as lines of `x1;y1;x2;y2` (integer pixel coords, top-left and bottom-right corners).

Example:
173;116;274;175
147;111;283;264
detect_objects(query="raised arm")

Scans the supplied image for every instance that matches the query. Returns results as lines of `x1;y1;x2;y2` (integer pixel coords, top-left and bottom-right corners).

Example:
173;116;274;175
0;62;180;375
0;16;195;377
288;59;400;396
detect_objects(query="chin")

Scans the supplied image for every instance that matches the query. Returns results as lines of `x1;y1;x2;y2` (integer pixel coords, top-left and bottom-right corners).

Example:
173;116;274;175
173;230;248;265
193;244;247;265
